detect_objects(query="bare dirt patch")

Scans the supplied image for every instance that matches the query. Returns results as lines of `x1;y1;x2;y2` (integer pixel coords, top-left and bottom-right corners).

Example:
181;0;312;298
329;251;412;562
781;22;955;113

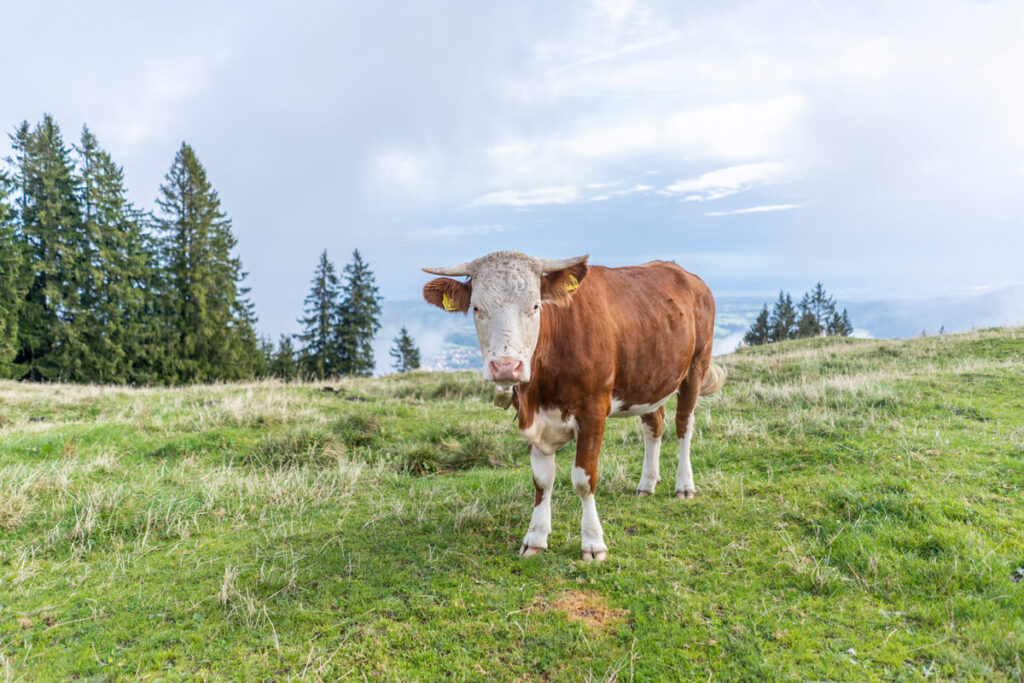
551;590;627;629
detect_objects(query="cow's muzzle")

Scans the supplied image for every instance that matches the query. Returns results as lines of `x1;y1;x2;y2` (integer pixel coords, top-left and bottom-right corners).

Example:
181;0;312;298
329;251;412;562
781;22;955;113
488;357;524;382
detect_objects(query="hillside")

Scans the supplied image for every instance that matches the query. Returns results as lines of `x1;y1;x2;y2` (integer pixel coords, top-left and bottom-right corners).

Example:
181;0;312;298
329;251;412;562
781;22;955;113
1;328;1022;680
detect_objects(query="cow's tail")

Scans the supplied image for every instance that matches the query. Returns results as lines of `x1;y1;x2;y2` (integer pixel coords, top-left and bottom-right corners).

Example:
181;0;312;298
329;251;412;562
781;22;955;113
699;364;726;396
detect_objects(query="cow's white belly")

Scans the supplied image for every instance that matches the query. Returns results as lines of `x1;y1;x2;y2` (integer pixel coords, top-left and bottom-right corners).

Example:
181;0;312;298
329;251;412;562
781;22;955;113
520;406;578;455
609;393;674;418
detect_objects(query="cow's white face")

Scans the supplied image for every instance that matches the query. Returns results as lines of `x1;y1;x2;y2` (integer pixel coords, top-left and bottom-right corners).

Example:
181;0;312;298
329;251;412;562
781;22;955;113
422;251;589;384
469;254;543;383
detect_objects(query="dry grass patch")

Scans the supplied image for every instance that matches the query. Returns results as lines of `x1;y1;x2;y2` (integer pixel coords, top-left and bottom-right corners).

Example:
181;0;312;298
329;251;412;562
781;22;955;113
551;590;628;629
453;500;492;531
0;489;33;530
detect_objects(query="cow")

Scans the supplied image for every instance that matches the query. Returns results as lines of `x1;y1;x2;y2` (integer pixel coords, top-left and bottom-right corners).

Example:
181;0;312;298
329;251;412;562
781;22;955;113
422;251;725;562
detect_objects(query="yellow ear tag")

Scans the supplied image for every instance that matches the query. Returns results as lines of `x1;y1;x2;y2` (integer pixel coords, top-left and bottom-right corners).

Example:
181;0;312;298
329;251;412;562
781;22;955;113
442;292;457;311
565;274;579;292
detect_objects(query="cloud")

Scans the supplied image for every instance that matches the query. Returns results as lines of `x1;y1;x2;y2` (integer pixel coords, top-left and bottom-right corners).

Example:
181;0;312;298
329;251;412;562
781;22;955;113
587;183;653;201
704;203;804;217
414;224;513;237
467;186;580;207
486;97;804;178
547;31;681;74
663;161;794;202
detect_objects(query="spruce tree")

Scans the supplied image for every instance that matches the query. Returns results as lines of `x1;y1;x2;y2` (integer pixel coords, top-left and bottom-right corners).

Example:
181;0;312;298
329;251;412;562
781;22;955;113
0;176;22;378
743;304;771;347
9;115;86;380
156;143;259;382
768;291;797;343
271;334;298;382
796;292;822;338
296;250;342;379
337;249;382;377
75;126;160;383
389;326;420;373
253;335;274;378
808;283;836;328
827;308;854;337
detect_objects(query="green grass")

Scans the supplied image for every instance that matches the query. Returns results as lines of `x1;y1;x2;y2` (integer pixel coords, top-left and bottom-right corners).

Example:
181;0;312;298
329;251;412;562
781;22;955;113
1;328;1023;680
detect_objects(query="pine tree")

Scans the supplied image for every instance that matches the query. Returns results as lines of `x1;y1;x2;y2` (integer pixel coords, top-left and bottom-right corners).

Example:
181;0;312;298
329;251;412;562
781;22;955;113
9;115;86;380
128;243;178;385
796;292;822;338
295;250;342;379
230;287;263;379
743;304;771;347
337;249;382;377
768;291;797;343
808;283;836;328
270;334;298;382
0;175;23;378
389;326;420;373
75;126;163;383
826;308;854;337
156;143;259;382
253;335;274;378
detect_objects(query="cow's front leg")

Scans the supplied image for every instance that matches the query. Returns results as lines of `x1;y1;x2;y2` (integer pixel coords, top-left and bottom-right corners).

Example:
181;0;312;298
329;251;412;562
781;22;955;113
520;445;555;557
572;410;609;562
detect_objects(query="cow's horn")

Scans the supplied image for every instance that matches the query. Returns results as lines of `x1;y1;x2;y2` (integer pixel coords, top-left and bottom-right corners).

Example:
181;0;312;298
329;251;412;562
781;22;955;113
538;255;589;273
422;261;472;276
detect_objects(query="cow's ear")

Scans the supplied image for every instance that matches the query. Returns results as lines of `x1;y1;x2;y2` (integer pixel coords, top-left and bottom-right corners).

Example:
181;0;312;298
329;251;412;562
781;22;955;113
423;278;472;313
541;262;589;306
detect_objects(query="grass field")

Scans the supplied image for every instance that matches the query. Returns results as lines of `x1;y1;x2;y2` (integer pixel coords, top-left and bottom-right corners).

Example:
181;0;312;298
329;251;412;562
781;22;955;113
1;328;1023;680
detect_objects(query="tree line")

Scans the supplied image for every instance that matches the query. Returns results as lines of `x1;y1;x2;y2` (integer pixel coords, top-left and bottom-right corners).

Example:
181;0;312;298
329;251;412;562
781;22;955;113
0;114;419;384
287;249;420;379
743;283;853;347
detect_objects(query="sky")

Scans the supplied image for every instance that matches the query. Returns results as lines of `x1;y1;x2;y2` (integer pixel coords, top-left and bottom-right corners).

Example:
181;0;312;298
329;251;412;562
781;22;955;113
3;0;1023;342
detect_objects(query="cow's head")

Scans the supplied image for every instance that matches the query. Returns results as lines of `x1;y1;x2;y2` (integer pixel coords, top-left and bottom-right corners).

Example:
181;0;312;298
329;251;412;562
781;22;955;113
422;251;589;383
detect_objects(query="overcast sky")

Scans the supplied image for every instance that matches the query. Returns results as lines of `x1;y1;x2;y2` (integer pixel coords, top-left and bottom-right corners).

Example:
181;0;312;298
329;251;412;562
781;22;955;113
4;0;1022;340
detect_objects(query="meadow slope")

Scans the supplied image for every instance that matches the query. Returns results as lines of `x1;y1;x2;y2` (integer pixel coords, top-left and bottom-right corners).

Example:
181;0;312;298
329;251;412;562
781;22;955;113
1;328;1022;680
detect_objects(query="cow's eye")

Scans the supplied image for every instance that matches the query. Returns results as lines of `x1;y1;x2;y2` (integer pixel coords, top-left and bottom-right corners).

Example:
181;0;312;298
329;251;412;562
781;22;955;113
472;306;480;314
533;303;540;312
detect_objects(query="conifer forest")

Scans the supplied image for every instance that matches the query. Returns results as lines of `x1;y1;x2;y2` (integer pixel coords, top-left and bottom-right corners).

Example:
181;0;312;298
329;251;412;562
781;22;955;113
0;115;390;384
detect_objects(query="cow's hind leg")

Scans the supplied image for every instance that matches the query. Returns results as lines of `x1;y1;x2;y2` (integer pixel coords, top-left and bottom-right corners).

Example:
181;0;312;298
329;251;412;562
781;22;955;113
520;445;555;557
636;406;664;496
674;366;704;499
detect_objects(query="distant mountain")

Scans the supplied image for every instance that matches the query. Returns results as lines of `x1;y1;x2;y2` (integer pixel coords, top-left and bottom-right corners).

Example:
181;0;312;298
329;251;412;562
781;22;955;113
844;284;1024;340
372;284;1024;374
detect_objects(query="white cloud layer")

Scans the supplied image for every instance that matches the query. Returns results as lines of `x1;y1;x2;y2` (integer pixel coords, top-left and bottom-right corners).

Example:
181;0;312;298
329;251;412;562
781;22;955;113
467;186;580;207
663;162;794;202
704;204;804;217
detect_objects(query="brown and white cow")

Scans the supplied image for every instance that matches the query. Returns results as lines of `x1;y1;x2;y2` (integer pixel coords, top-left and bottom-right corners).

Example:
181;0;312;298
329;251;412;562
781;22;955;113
422;251;724;562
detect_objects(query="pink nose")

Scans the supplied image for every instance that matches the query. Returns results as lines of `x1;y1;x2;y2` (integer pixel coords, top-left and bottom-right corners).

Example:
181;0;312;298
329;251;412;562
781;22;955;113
489;358;523;382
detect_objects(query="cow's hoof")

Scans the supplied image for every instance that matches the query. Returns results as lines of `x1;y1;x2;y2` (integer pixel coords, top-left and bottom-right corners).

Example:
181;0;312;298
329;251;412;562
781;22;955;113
582;549;608;562
636;489;652;497
674;488;697;499
519;545;545;558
